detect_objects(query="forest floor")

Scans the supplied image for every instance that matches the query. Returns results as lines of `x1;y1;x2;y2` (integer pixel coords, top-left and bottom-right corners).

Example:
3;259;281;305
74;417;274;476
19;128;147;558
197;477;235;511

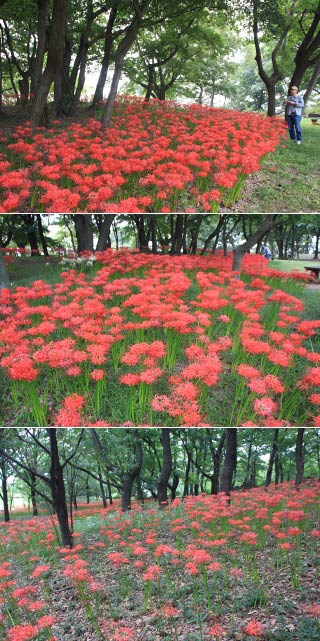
1;105;319;212
0;482;320;641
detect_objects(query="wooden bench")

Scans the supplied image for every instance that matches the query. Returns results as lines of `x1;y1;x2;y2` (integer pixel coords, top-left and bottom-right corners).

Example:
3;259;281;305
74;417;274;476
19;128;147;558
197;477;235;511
304;266;320;281
308;113;320;124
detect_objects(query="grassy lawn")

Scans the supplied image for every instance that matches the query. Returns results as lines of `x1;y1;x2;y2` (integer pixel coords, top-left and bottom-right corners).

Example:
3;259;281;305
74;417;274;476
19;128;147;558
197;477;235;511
7;255;64;287
270;258;320;272
225;119;320;212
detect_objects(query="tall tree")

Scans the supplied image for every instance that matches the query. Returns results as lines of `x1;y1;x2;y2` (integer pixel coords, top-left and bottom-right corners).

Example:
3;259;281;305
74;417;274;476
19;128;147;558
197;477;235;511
157;428;172;506
295;428;305;486
0;248;10;290
220;428;237;495
232;214;278;271
31;0;69;127
122;430;143;510
265;428;279;487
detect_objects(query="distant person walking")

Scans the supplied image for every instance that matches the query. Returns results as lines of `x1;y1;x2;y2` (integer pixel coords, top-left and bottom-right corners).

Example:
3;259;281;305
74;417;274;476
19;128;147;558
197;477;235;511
284;86;304;144
261;244;271;260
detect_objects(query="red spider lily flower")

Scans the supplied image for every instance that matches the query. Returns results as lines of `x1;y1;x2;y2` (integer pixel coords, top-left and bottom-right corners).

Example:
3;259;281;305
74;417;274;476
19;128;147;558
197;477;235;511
254;397;278;417
8;624;39;641
31;565;51;578
37;615;57;629
209;624;225;637
280;542;292;550
143;564;162;581
162;603;181;618
108;552;129;567
301;603;320;617
244;620;264;636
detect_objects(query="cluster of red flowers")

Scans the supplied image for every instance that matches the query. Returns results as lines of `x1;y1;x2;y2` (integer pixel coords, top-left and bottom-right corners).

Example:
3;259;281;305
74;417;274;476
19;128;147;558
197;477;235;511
0;560;56;641
0;482;319;641
0;250;317;426
0;97;287;212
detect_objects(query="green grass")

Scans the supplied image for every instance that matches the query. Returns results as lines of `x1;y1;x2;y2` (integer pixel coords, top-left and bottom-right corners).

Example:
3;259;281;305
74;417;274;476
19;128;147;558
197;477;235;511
270;258;320;273
233;120;320;212
8;256;63;287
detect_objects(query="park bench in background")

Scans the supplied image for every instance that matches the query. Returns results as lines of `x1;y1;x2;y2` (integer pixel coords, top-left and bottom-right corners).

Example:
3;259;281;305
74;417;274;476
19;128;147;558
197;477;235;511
304;265;320;281
308;112;320;124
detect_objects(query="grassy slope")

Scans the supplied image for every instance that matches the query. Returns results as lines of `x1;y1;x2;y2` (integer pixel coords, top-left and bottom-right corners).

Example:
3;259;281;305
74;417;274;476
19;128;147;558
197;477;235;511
222;119;320;212
1;108;319;213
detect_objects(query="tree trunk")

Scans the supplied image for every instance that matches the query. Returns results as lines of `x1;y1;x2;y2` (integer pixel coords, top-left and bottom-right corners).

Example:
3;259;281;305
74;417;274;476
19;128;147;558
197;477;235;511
189;215;203;254
73;214;94;252
149;216;157;253
96;215;116;251
102;1;151;129
243;442;253;489
275;448;280;485
303;55;320;107
121;431;143;511
295;428;305;487
144;64;156;101
170;215;184;255
171;473;179;501
30;472;38;516
314;233;320;260
201;215;225;255
250;457;257;487
266;83;276;117
30;0;49;100
98;469;107;508
31;0;69;128
47;429;72;547
157;428;172;507
183;449;191;497
54;37;73;116
253;4;289;118
37;214;49;256
0;248;10;289
23;214;40;256
209;430;225;495
0;459;10;522
289;4;320;92
135;215;147;251
86;476;90;504
265;429;279;487
232;215;277;272
91;4;118;107
220;429;237;495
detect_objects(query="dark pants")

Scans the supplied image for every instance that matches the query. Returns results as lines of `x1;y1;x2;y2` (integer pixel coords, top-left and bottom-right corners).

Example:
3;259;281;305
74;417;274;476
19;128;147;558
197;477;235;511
288;114;302;141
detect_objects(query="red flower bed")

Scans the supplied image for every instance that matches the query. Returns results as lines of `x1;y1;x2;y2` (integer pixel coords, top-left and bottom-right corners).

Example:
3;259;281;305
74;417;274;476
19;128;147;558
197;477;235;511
0;250;318;426
0;97;287;213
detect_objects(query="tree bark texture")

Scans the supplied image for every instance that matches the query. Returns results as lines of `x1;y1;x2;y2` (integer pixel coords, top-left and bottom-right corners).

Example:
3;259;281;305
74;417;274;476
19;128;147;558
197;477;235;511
48;429;73;547
102;1;151;129
295;428;305;487
121;431;143;511
157;428;172;507
31;0;69;127
0;459;10;522
265;429;279;487
220;429;237;495
0;248;10;289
